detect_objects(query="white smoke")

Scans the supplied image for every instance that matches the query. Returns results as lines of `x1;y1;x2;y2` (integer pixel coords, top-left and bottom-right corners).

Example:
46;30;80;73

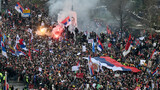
47;0;114;33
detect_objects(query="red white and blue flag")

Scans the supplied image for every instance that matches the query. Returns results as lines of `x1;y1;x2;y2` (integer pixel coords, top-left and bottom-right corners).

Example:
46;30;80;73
88;56;94;76
152;67;159;76
123;34;132;57
61;16;71;26
15;2;24;13
84;56;141;73
1;37;8;58
19;39;28;51
7;9;12;16
14;44;26;56
97;35;104;51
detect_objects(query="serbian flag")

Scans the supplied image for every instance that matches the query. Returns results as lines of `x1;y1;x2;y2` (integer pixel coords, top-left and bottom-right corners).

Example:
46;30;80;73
97;35;104;51
61;16;71;26
15;2;24;13
152;67;159;76
7;9;12;16
88;56;94;75
83;56;141;72
1;38;8;58
123;34;132;57
19;39;28;51
14;44;26;56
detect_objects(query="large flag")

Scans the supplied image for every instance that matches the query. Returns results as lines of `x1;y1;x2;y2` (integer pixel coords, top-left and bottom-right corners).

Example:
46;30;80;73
1;38;8;58
123;34;132;57
88;56;94;75
97;35;104;51
84;56;141;73
152;67;159;76
15;2;24;13
19;39;28;51
61;16;71;26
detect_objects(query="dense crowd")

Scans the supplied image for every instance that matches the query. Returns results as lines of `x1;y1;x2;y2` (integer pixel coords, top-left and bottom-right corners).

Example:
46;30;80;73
0;0;160;90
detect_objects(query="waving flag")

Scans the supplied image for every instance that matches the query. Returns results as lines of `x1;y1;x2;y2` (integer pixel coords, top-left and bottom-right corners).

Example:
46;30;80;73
123;34;132;57
9;45;16;56
1;38;8;58
14;44;26;56
152;67;159;76
88;56;94;75
61;16;71;26
97;35;104;51
15;2;24;13
84;56;141;73
16;35;20;43
19;39;27;51
150;49;156;59
7;9;12;16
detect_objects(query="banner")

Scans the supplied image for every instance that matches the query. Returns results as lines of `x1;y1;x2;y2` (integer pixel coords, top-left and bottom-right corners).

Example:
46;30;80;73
88;39;93;43
148;61;152;68
23;10;30;13
140;60;146;65
76;73;84;78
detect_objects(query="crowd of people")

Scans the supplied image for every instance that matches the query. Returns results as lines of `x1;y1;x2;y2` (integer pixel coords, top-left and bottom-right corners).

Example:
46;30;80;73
0;0;160;90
